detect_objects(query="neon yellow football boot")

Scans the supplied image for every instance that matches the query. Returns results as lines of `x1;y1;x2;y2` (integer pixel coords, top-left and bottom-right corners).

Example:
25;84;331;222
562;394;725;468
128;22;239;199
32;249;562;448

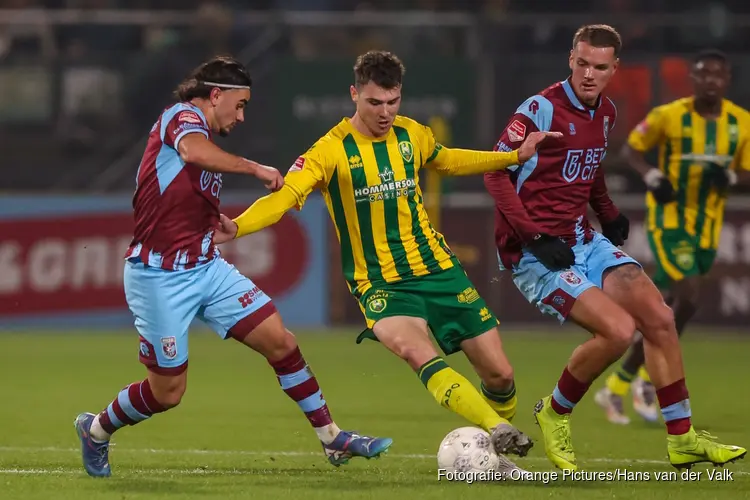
533;396;577;471
668;428;747;469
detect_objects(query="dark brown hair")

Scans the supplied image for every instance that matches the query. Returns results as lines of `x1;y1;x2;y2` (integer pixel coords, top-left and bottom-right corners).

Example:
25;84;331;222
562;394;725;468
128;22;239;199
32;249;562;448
572;25;622;57
174;55;252;101
353;50;405;89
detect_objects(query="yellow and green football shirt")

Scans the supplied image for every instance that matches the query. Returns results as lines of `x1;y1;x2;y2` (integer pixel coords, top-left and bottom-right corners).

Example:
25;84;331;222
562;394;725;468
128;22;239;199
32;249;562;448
234;115;520;298
627;97;750;250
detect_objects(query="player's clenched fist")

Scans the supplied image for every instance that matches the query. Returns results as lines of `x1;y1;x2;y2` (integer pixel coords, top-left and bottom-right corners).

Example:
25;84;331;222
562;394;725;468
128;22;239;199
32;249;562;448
214;213;238;245
517;131;563;164
252;163;284;191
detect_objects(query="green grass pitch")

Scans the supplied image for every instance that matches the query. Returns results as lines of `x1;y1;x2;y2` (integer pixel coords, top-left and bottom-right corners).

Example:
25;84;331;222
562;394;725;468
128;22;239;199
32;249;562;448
0;328;747;499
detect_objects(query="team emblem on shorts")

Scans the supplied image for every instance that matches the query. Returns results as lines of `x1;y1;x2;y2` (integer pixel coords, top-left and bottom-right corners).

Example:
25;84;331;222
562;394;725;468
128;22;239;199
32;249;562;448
673;242;695;270
368;298;387;314
161;336;177;359
560;270;582;286
675;252;695;270
398;141;414;163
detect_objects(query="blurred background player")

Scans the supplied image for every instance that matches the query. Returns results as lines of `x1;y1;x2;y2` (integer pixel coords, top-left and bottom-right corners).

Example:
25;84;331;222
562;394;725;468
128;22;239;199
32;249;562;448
484;25;746;471
74;56;392;478
214;50;560;469
597;50;750;425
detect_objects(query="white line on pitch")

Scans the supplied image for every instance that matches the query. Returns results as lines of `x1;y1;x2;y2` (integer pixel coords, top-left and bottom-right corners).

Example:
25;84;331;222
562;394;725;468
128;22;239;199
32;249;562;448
0;446;746;475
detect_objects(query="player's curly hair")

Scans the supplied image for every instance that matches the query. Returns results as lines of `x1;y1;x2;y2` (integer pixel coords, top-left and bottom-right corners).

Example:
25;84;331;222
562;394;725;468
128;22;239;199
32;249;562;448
353;50;405;89
694;49;730;68
572;25;622;57
174;55;252;101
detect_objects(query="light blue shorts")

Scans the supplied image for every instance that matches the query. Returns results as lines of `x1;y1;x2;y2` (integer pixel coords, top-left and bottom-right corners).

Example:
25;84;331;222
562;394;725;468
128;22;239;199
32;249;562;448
508;232;640;323
123;257;274;374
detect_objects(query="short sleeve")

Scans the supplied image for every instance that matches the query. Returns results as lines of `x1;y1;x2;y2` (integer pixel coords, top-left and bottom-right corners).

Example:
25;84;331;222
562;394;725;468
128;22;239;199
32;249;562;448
627;107;666;153
163;109;210;150
493;95;553;155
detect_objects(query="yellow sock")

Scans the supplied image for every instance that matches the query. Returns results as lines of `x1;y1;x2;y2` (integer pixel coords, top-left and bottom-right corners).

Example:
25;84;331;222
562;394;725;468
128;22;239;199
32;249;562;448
605;367;636;396
418;357;507;432
481;382;517;422
637;366;651;383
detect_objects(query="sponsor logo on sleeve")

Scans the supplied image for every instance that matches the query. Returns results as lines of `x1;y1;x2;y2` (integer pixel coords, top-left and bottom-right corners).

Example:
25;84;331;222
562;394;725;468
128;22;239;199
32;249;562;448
178;111;202;124
507;120;527;143
289;156;305;172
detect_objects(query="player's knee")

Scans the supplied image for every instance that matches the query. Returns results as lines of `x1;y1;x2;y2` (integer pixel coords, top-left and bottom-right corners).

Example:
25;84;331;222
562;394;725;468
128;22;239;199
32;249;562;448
263;329;299;363
604;313;637;354
389;336;434;367
481;364;514;390
643;303;677;343
149;380;186;409
156;390;184;409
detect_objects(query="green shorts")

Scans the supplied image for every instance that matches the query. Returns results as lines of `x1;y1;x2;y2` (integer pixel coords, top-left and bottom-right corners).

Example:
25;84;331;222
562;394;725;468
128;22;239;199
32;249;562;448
647;228;717;289
354;265;499;355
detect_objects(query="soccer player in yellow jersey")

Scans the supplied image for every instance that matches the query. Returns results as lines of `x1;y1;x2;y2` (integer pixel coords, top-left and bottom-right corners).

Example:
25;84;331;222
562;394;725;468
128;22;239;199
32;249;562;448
597;49;750;425
215;50;560;467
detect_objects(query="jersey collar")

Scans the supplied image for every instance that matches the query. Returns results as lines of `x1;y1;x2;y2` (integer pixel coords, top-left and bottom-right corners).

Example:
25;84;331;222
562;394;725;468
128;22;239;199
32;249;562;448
561;78;601;112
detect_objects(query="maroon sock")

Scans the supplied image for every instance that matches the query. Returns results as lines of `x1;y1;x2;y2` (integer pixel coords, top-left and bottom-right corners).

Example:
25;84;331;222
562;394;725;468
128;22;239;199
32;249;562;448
550;367;591;415
270;346;333;428
656;378;692;435
97;379;167;435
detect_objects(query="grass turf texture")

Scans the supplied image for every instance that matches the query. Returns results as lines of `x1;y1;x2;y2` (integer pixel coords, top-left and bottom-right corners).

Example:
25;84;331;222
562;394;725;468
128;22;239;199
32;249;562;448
0;328;747;499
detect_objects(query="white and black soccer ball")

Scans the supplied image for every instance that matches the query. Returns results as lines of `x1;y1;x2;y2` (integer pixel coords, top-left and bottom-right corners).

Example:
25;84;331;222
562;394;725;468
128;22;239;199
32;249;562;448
437;426;500;473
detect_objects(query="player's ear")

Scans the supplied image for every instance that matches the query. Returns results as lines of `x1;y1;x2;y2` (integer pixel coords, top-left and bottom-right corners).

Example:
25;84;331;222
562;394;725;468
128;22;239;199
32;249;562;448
568;50;575;70
350;85;358;103
209;87;222;106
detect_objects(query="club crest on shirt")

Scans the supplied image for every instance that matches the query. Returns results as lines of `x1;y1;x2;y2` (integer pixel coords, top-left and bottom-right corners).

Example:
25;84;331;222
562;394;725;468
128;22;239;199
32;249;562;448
508;120;527;142
398;141;414;163
603;116;610;139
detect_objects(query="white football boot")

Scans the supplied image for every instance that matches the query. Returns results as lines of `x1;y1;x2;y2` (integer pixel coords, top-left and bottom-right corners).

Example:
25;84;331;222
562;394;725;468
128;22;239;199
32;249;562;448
632;377;659;423
594;387;630;425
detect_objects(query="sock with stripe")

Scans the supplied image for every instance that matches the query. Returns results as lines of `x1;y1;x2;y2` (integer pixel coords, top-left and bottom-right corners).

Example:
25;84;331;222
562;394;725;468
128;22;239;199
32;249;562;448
637;365;651;383
418;357;507;432
656;378;692;435
90;379;168;442
550;366;591;415
605;365;637;397
481;381;518;422
270;346;341;444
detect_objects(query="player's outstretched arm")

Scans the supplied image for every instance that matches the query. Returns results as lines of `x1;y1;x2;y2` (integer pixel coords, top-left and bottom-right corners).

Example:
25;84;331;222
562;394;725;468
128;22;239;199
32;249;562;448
214;146;334;244
427;131;561;176
178;134;283;190
216;186;300;244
